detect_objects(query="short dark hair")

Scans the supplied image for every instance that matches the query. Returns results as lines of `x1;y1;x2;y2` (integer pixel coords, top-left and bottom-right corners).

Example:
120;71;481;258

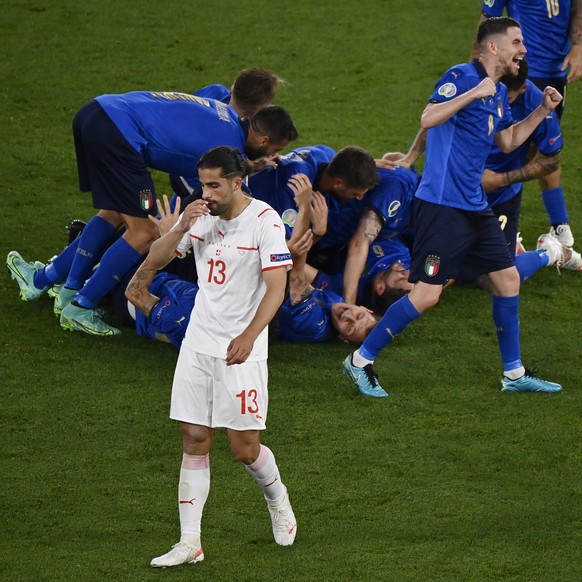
250;105;299;144
327;146;379;189
231;68;284;114
477;16;521;45
500;57;529;91
198;146;248;179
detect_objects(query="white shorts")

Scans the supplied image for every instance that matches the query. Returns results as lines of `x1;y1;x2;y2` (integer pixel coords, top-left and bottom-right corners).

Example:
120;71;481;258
170;347;268;430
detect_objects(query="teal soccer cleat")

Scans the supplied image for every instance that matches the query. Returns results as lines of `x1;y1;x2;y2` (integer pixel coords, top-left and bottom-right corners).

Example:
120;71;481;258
60;303;121;336
501;369;562;393
6;251;48;301
342;355;388;397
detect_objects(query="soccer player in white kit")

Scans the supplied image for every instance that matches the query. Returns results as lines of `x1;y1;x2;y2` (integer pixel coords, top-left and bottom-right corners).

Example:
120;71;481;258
144;146;296;568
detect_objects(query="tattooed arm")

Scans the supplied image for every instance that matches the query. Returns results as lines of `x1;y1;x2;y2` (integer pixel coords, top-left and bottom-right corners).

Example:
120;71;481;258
481;151;561;193
125;199;209;316
343;208;383;305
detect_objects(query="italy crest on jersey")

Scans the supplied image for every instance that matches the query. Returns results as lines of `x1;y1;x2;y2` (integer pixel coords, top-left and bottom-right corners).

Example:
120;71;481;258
139;189;154;211
438;82;457;98
424;254;440;277
496;99;503;118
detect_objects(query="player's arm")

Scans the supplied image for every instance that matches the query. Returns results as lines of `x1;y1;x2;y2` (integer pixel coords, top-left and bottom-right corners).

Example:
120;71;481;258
564;0;582;83
125;199;209;315
226;266;288;365
421;77;497;128
481;150;561;192
495;88;563;153
343;208;383;305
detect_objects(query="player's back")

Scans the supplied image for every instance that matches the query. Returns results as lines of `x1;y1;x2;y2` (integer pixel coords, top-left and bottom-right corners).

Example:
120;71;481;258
96;91;244;177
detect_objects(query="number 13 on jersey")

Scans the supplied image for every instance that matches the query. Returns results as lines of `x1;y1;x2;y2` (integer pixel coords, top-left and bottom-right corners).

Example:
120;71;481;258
207;258;226;284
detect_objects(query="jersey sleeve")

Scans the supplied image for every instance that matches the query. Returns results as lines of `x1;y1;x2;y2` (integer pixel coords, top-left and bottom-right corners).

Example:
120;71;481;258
173;217;193;259
193;84;231;104
277;289;334;343
481;0;506;17
428;67;472;104
257;207;293;271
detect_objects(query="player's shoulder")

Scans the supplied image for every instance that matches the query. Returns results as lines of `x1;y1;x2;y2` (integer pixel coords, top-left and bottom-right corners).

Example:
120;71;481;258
248;198;284;226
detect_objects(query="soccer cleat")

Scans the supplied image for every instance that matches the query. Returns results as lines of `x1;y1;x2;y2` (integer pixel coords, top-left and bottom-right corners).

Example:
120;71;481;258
53;286;78;317
536;232;564;267
6;251;48;301
60;303;122;336
150;542;204;568
500;370;562;393
550;223;574;248
342;355;388;397
562;247;582;271
266;487;297;546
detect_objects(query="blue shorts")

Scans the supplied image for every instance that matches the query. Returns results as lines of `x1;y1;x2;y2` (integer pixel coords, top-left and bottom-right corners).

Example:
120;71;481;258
73;100;158;218
491;190;522;260
410;199;514;285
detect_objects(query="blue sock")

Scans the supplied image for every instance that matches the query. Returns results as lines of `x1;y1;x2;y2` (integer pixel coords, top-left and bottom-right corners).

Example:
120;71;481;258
74;238;142;308
358;295;421;361
515;250;548;283
66;216;117;289
492;295;522;373
33;239;80;289
542;187;569;225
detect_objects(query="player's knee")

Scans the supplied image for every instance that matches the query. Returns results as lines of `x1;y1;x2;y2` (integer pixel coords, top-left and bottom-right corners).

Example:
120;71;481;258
230;443;260;465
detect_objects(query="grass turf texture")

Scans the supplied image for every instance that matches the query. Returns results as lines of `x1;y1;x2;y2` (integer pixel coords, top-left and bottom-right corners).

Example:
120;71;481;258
2;1;582;580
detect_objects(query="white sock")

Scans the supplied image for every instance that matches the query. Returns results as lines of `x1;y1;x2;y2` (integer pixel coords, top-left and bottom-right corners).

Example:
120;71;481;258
352;350;373;368
245;445;286;502
504;366;525;380
178;453;210;544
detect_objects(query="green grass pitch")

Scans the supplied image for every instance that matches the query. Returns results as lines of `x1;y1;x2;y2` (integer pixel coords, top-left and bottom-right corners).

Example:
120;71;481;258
2;1;582;580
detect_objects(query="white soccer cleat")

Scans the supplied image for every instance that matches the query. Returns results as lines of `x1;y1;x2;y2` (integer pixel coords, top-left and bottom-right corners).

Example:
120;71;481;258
266;487;297;546
562;248;582;271
150;541;204;568
536;233;564;267
550;223;574;248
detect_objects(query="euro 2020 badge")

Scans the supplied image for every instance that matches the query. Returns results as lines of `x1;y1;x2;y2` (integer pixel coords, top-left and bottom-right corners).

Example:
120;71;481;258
425;254;440;277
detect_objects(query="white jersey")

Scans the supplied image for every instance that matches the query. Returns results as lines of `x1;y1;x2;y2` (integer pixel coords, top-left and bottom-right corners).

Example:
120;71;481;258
178;197;292;361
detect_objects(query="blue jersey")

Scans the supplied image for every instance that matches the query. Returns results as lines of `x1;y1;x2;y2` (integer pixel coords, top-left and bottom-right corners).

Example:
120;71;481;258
194;84;231;103
278;287;343;343
415;61;513;211
486;81;563;206
249;145;335;238
95;91;246;179
312;238;411;309
134;272;198;348
482;0;572;79
366;167;419;241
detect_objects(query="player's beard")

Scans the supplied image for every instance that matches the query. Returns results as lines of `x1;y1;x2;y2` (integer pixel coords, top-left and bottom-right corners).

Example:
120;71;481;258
245;144;269;160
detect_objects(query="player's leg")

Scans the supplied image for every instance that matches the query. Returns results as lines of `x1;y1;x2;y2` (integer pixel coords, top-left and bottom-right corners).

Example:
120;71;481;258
223;359;297;546
60;106;160;335
343;200;463;397
539;167;576;248
151;349;215;568
487;266;562;393
229;429;297;546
